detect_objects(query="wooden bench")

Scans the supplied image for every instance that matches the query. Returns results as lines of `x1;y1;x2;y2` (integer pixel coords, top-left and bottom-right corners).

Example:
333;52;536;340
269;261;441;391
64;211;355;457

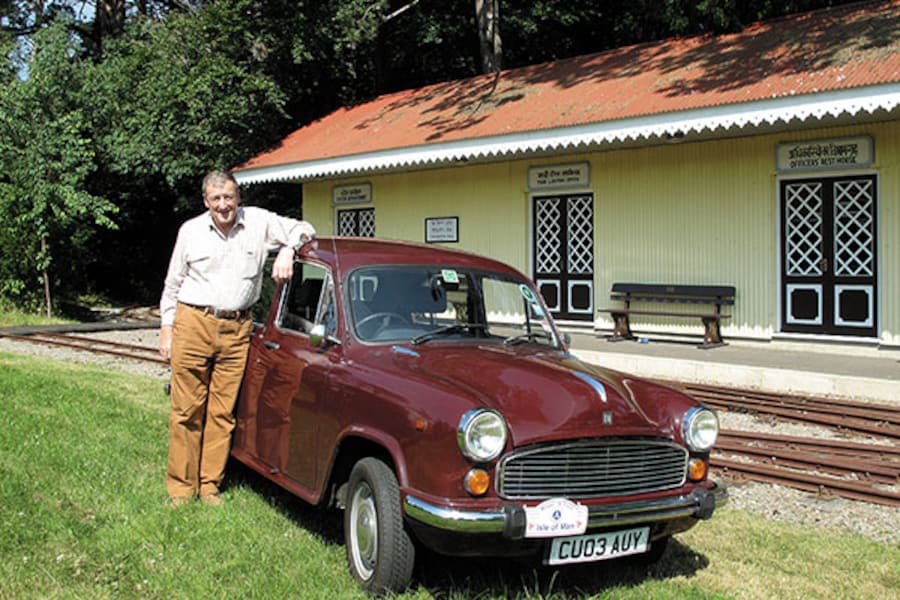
599;283;736;349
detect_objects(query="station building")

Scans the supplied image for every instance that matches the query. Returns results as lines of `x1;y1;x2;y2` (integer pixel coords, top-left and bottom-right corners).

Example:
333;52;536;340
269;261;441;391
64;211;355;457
234;0;900;348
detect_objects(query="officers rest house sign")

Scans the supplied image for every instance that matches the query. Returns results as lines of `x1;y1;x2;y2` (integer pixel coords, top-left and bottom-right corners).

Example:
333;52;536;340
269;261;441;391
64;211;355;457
776;136;873;173
529;162;590;190
332;182;372;205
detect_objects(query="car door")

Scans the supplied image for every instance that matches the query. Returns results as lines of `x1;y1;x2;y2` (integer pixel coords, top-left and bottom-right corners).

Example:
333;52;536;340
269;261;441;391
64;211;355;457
235;260;339;499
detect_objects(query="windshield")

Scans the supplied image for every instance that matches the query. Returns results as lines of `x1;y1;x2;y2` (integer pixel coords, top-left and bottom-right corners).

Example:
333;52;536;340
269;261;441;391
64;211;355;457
348;265;559;347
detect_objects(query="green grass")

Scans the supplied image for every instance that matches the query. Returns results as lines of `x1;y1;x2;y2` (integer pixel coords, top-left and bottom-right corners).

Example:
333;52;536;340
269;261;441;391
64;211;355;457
1;352;897;599
0;302;76;327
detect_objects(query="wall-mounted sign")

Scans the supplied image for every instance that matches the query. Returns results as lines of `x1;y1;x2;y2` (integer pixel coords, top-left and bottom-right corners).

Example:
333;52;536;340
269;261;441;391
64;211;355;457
332;182;372;205
425;217;459;243
776;136;873;172
528;162;590;190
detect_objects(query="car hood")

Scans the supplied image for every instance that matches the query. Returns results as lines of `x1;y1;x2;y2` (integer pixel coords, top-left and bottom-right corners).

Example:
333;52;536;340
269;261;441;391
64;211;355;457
384;343;695;447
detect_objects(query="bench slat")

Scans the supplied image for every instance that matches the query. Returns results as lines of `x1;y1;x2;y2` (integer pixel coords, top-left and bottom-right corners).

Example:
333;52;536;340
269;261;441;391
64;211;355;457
611;283;735;298
599;309;731;319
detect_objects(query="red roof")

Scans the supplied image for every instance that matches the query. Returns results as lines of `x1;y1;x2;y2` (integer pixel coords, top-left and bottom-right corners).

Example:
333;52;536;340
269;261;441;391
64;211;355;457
238;0;900;174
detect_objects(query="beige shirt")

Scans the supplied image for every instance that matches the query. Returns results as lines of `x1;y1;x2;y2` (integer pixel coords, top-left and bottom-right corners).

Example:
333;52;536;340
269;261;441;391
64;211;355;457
159;206;315;326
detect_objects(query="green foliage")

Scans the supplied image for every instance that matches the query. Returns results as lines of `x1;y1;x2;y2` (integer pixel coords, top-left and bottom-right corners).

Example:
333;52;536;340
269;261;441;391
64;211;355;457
0;20;116;308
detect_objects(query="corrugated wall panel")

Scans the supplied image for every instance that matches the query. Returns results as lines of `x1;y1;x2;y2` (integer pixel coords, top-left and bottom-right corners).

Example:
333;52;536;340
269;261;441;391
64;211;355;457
301;120;899;344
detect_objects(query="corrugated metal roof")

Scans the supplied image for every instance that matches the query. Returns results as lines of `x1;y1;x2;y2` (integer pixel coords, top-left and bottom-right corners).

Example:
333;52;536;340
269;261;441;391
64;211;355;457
235;0;900;184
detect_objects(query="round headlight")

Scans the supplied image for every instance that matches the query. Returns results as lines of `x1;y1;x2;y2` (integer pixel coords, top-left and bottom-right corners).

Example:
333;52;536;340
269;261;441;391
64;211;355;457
457;409;507;462
683;407;719;452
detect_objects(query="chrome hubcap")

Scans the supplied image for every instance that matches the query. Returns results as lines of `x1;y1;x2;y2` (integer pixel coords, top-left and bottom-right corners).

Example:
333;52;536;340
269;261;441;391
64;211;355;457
350;482;377;579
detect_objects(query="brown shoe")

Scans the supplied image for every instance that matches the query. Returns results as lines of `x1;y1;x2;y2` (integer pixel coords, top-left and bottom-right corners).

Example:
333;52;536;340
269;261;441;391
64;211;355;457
200;493;223;507
168;496;192;508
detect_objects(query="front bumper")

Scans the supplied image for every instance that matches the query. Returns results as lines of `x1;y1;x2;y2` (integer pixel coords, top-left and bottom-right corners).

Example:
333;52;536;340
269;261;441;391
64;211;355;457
404;481;727;539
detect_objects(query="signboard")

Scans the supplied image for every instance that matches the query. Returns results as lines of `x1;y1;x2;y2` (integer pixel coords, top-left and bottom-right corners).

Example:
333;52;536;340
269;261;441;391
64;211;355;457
332;182;372;205
528;162;590;190
425;217;459;243
776;136;873;172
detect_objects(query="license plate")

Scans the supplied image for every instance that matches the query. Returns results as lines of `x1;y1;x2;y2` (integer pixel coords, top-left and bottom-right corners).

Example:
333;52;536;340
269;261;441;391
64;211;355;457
546;526;650;565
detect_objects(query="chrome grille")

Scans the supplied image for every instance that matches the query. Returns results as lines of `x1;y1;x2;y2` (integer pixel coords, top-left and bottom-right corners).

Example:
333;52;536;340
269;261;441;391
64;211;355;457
497;440;688;499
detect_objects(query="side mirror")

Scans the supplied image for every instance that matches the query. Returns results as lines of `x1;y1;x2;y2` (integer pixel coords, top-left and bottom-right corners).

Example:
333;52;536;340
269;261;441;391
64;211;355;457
309;323;327;347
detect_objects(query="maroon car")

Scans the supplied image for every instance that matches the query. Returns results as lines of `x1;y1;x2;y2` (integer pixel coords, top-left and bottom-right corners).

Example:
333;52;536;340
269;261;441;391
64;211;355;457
232;237;726;594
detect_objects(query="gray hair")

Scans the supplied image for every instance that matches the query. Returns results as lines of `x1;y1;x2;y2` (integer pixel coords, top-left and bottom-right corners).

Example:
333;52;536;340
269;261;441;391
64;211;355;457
201;170;238;197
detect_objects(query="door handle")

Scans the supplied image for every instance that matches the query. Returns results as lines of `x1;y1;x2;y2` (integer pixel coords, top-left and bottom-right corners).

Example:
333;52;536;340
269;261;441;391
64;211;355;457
818;258;829;272
263;340;280;350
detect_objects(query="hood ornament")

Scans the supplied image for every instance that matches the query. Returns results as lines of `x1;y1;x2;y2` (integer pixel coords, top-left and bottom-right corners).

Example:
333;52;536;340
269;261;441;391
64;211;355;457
572;371;608;404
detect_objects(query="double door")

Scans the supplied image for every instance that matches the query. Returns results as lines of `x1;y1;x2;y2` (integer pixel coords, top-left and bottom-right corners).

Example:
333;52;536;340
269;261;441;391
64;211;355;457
532;194;595;321
781;175;877;337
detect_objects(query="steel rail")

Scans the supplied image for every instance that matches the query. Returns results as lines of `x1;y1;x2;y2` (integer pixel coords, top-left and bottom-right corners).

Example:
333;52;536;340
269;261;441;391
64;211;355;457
1;332;169;366
711;457;900;507
686;391;900;439
42;332;160;355
690;390;900;426
679;382;899;415
714;439;898;484
720;430;900;460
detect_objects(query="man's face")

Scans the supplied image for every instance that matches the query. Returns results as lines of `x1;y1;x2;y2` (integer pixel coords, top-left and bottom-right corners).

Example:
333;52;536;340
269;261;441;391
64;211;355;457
204;181;240;232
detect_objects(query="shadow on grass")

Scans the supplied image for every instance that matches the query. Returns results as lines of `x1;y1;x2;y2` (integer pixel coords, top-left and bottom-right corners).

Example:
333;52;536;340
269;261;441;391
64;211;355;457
227;458;710;598
223;458;344;545
413;539;708;598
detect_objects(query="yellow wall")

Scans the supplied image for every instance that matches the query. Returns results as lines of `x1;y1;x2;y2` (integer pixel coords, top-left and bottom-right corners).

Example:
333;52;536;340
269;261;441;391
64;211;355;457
302;120;899;345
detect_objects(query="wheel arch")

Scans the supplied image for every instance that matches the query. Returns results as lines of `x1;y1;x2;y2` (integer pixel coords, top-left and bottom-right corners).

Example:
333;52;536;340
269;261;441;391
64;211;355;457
326;431;407;509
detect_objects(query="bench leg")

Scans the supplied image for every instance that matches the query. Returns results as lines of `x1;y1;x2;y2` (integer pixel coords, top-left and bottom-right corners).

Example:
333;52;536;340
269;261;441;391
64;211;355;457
608;312;635;342
699;317;726;349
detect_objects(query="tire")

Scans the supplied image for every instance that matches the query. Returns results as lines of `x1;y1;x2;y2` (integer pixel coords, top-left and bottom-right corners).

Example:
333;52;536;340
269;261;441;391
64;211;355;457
344;457;415;594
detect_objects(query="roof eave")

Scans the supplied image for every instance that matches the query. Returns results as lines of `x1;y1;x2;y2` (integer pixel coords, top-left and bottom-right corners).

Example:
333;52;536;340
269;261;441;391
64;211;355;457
234;83;900;185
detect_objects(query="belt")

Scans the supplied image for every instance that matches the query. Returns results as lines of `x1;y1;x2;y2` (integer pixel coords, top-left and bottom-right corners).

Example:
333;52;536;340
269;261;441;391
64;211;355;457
182;302;250;320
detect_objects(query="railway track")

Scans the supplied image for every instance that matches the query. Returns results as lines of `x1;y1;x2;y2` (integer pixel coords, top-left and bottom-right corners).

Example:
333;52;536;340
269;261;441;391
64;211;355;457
675;382;900;507
0;330;168;365
679;382;900;439
3;325;898;506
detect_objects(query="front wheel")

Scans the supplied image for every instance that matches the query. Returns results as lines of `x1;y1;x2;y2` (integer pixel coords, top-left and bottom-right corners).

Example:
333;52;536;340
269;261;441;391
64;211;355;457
344;457;415;594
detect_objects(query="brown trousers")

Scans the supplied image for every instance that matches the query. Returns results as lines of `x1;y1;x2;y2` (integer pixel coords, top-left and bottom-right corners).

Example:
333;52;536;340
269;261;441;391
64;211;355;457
166;304;253;498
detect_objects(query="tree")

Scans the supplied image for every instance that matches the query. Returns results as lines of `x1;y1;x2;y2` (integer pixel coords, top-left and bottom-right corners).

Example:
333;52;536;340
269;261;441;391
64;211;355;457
0;20;116;314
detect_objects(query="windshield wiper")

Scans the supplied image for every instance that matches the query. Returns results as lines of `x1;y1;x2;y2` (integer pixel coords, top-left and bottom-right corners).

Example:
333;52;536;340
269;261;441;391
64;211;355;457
411;323;486;345
503;331;553;346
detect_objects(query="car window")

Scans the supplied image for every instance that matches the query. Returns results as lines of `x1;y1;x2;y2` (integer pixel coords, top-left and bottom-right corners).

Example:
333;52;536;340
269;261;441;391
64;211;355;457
251;254;278;324
317;276;338;338
350;266;464;341
481;276;556;344
280;262;328;334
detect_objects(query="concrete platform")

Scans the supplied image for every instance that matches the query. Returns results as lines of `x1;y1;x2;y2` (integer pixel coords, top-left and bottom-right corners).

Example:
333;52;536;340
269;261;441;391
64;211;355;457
567;331;900;406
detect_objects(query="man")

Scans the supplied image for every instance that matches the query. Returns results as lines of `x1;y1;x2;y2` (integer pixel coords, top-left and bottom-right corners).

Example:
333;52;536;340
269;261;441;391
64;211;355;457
159;170;315;506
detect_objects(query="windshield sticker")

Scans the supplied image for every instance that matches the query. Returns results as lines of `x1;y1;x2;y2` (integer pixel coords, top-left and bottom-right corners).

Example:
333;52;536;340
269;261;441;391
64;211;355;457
441;269;460;284
519;284;536;302
520;284;545;317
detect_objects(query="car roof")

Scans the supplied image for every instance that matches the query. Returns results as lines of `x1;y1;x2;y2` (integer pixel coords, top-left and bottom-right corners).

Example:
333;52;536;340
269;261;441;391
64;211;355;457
301;237;526;279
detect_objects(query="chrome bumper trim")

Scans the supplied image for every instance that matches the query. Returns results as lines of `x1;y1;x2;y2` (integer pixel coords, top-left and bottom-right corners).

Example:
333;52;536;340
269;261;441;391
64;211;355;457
403;481;727;535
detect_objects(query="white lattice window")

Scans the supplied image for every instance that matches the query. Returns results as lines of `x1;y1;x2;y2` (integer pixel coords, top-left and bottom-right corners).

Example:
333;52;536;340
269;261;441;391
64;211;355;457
833;180;874;277
337;208;375;238
567;195;594;275
535;198;561;274
785;182;823;277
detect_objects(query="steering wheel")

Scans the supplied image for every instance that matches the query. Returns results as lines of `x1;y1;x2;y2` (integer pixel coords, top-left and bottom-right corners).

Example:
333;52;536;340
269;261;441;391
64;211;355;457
355;312;411;338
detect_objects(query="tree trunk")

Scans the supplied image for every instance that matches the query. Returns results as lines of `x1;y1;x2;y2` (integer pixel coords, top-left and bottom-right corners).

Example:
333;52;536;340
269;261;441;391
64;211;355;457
41;235;51;318
474;0;502;73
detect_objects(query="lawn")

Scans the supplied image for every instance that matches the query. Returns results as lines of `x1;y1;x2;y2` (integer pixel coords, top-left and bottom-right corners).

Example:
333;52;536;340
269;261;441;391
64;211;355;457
0;352;897;599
